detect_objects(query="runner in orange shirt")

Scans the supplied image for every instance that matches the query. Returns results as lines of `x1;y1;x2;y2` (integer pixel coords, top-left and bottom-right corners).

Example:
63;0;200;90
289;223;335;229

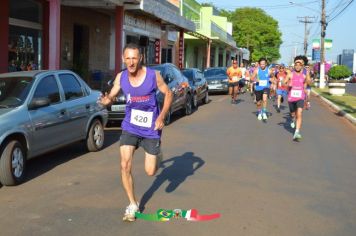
226;59;242;104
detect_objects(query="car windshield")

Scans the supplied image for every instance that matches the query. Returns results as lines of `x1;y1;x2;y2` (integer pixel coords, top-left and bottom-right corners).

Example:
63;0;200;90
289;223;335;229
151;66;168;83
0;76;33;108
204;68;226;77
182;70;194;81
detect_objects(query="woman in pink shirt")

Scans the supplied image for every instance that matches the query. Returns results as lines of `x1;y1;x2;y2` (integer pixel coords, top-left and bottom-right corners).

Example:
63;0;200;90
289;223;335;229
284;56;312;141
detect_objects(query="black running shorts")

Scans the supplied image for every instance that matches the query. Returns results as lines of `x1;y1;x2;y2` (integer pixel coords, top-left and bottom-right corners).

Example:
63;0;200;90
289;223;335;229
254;88;270;102
288;100;304;113
119;131;161;155
228;82;239;87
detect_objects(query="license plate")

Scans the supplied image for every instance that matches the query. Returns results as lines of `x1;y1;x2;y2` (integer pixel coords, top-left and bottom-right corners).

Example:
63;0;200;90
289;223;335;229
111;104;126;112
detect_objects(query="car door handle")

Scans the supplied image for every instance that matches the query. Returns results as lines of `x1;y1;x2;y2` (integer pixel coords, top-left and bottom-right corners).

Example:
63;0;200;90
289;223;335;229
60;109;66;115
85;104;90;109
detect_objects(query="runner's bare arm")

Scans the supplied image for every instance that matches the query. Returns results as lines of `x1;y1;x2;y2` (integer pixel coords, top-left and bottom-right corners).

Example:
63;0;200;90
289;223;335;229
99;72;122;106
284;70;292;86
155;71;173;130
226;68;231;79
269;69;276;83
251;69;258;81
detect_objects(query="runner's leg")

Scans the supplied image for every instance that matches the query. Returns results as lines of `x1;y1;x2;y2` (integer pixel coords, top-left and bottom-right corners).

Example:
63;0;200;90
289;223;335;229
120;145;138;205
229;85;233;102
296;107;303;131
233;85;239;102
144;153;158;176
262;92;268;119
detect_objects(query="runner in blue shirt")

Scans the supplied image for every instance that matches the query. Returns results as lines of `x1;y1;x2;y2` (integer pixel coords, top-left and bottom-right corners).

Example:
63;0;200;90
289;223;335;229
251;58;275;121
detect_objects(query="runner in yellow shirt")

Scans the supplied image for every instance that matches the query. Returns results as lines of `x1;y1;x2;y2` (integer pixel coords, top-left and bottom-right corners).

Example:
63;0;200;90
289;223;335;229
226;59;242;104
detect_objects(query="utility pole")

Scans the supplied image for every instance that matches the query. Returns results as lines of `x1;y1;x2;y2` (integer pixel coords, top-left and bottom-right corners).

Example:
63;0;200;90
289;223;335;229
297;16;315;56
320;0;327;88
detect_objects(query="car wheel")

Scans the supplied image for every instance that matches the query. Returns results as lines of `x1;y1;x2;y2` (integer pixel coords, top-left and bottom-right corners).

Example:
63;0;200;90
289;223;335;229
185;94;192;115
86;119;104;152
0;140;26;186
203;91;209;104
164;109;172;125
193;93;198;108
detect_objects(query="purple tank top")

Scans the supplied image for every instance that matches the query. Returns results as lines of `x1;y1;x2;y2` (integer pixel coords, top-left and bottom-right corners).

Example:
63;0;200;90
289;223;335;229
288;71;306;102
120;67;161;139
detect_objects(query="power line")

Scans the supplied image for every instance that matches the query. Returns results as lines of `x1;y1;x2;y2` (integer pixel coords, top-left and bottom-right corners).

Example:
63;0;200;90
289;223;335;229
327;0;354;23
199;0;319;11
298;16;316;55
327;0;349;18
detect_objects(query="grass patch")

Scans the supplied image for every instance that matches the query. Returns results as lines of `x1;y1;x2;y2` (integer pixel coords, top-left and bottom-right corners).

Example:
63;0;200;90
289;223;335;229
313;87;356;118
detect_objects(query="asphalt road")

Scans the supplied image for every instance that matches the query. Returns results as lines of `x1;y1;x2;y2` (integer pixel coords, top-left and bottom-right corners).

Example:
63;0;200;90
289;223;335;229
1;93;355;236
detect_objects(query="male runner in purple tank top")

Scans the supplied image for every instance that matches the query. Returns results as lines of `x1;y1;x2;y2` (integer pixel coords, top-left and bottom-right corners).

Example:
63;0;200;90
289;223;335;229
99;43;173;221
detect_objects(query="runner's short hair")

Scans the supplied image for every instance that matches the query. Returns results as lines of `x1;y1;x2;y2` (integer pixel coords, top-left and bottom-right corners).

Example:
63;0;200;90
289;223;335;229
123;43;141;54
259;57;267;63
294;55;307;65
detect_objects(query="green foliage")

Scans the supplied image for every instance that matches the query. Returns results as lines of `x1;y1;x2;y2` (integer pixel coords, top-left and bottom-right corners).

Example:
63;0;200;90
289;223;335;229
328;65;352;80
221;7;282;62
184;0;201;20
201;2;215;7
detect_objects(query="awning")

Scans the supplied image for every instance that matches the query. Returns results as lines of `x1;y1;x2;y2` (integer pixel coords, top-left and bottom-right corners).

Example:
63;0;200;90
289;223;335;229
61;0;140;8
125;0;195;32
185;31;210;41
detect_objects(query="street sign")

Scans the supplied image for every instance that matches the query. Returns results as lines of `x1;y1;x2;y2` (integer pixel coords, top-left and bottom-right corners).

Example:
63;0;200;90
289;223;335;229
325;39;332;51
312;39;320;49
312;49;320;61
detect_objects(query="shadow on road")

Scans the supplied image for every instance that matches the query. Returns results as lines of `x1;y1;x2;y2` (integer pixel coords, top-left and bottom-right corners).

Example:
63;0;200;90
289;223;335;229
23;130;121;184
277;114;294;134
140;152;205;212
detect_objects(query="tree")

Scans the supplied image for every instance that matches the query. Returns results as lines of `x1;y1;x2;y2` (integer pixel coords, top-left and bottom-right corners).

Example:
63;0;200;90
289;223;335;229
201;2;215;7
221;8;282;63
328;65;352;80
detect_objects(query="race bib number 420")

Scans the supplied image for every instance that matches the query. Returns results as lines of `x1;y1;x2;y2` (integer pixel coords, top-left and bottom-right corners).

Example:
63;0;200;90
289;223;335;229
291;90;302;98
130;109;153;128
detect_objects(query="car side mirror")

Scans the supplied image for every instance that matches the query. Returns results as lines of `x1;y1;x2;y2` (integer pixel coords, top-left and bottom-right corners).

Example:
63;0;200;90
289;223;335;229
28;97;51;110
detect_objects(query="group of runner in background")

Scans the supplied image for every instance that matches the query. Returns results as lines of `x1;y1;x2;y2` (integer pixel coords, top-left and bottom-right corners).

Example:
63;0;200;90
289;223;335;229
226;55;313;141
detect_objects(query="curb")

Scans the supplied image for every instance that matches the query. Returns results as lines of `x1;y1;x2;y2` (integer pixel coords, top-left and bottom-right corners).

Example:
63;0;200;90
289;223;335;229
312;89;356;126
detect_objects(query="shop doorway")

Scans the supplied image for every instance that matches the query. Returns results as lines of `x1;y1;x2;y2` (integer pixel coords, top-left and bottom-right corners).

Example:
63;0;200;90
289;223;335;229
73;24;89;80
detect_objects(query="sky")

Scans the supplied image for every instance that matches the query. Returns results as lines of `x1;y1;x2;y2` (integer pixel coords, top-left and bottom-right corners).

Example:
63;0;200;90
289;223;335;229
196;0;356;64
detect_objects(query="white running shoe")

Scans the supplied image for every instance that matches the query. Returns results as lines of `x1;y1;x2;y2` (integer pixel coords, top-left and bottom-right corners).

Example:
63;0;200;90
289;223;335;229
257;113;262;120
262;113;268;120
123;202;139;222
293;132;302;141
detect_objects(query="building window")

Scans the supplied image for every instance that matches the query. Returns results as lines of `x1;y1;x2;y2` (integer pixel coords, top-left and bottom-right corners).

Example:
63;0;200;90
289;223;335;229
162;47;172;64
10;0;42;23
8;0;43;72
147;41;155;65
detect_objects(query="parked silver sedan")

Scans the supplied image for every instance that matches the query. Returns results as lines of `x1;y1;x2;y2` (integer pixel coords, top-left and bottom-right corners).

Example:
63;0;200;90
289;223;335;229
0;70;108;186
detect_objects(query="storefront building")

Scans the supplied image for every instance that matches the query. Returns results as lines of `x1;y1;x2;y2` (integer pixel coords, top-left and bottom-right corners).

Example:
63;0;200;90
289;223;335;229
2;0;49;73
180;1;240;70
1;0;194;87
